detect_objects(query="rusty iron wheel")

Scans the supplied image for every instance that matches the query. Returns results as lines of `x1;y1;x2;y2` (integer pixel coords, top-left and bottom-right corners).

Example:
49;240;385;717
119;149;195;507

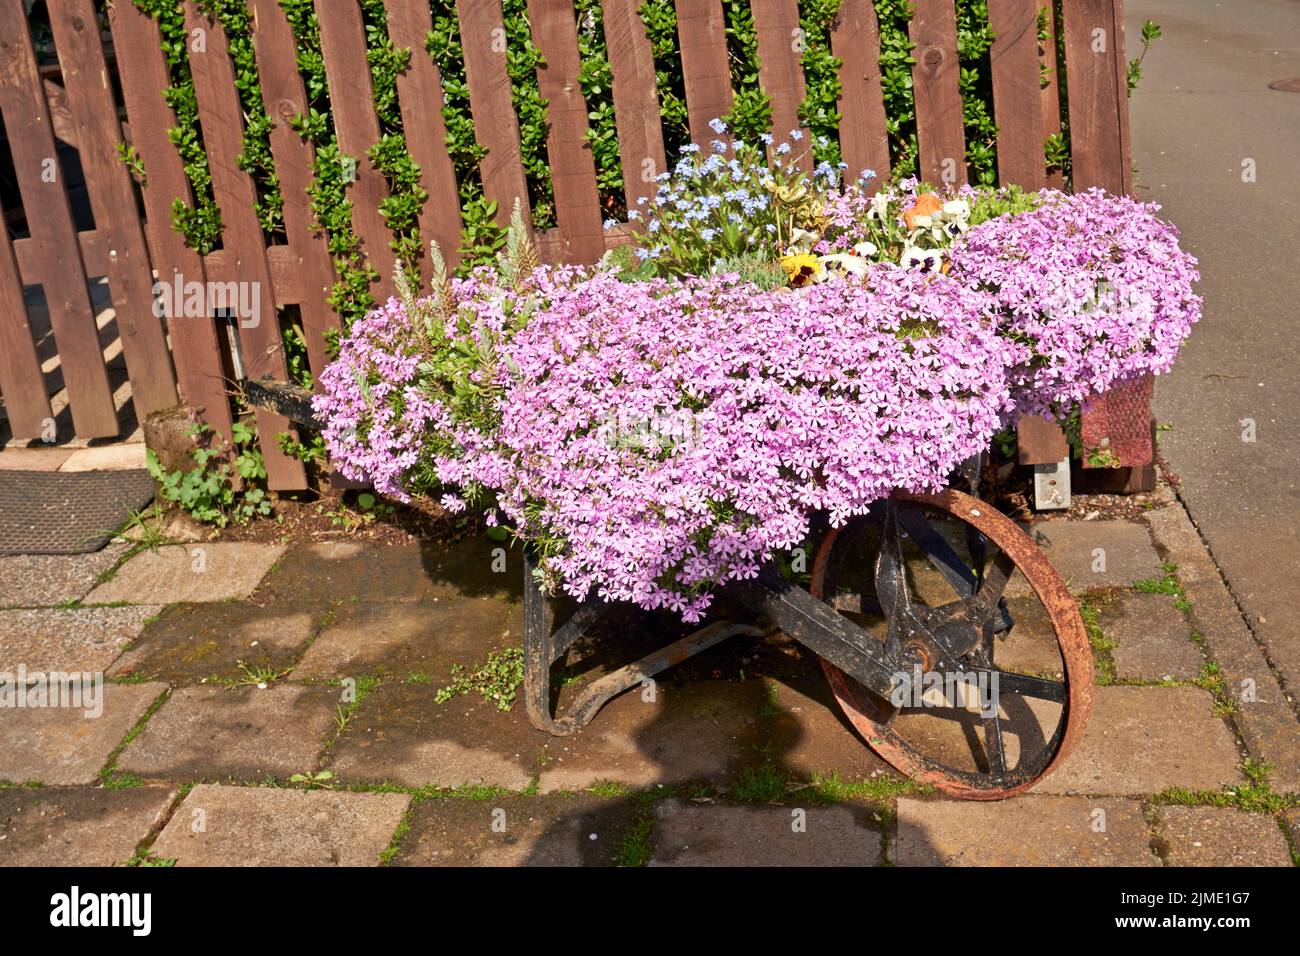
810;489;1093;800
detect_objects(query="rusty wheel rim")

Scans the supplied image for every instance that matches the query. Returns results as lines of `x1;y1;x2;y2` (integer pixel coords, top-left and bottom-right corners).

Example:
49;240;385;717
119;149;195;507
811;489;1093;800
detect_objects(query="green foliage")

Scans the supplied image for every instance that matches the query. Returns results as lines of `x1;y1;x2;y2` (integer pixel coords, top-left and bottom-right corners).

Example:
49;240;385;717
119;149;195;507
1127;20;1162;95
637;0;692;162
147;420;272;527
797;0;844;169
435;646;526;711
720;1;771;144
131;0;221;252
574;1;623;216
873;0;920;178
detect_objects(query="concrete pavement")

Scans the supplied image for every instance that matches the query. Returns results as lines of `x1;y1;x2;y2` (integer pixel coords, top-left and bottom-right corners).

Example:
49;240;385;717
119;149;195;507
1127;0;1300;705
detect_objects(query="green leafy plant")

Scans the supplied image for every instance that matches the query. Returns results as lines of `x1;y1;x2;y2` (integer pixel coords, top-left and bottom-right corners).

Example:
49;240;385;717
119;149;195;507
1127;20;1162;95
288;769;335;790
435;646;525;711
147;419;273;527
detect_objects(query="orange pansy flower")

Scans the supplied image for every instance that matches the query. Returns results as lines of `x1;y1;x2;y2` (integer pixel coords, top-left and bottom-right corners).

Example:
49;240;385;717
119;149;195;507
903;192;943;230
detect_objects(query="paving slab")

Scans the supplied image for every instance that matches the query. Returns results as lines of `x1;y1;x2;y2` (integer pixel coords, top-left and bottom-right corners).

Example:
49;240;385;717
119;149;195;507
328;681;546;790
1032;686;1244;796
391;793;633;866
85;542;286;605
59;444;148;472
0;682;167;785
109;601;322;684
253;536;520;606
117;684;338;781
0;543;127;608
1154;805;1293;866
0;449;73;471
996;598;1068;677
1145;502;1300;793
150;784;409;866
768;677;898;782
0;605;161;674
650;799;883;866
537;680;768;793
1106;593;1204;682
1006;519;1164;597
0;786;175;866
894;795;1157;865
293;593;522;681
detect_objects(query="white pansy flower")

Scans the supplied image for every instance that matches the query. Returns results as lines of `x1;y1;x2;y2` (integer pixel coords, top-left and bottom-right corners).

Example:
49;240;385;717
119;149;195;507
869;191;891;221
818;253;869;278
900;245;944;274
941;198;971;220
852;240;878;257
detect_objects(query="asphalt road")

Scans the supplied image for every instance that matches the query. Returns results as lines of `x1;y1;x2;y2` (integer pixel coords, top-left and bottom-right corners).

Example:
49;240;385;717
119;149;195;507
1125;0;1300;699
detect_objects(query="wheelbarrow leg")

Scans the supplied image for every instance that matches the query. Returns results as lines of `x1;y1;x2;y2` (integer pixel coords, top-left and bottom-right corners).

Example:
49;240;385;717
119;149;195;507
522;550;762;736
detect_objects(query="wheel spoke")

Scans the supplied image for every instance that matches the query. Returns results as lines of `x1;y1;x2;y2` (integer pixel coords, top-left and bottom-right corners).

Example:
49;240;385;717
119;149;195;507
992;670;1067;703
895;503;978;597
874;504;912;620
983;712;1007;773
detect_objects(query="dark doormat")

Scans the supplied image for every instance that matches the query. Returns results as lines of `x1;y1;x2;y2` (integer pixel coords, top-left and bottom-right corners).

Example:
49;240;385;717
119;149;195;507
0;469;156;555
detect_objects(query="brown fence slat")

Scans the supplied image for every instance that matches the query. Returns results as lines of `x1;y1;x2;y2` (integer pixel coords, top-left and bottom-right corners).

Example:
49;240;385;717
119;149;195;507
831;0;891;184
456;0;531;228
1062;0;1131;194
383;0;463;274
1064;0;1147;476
908;0;967;187
988;0;1046;189
527;0;605;263
752;0;808;169
314;0;397;299
249;0;337;377
989;0;1058;459
600;0;666;211
1038;0;1064;189
0;196;52;439
13;229;107;281
106;0;234;442
0;0;117;437
183;2;305;489
47;0;179;419
676;0;732;146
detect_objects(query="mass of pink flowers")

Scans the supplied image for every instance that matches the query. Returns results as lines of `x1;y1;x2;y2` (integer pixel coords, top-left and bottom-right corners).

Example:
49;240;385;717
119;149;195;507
315;189;1199;619
947;188;1201;418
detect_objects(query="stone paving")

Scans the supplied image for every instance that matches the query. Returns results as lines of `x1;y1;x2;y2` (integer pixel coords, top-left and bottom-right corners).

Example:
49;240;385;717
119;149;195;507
0;487;1296;867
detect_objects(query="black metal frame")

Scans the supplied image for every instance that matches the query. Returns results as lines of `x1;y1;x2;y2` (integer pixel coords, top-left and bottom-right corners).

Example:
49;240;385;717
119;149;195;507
520;517;934;737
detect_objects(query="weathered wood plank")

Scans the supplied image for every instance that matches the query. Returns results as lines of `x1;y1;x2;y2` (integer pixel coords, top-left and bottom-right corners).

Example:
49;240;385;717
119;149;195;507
600;0;667;210
527;0;605;263
183;1;305;489
1062;0;1131;194
831;0;891;184
752;0;807;170
676;0;731;146
314;0;398;299
908;0;967;186
0;0;117;436
383;0;463;273
0;194;52;439
988;0;1046;189
107;0;234;441
249;0;337;378
48;0;179;418
456;0;531;227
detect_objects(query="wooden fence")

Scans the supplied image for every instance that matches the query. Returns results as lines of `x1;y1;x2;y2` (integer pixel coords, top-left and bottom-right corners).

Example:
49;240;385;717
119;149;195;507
0;0;1146;491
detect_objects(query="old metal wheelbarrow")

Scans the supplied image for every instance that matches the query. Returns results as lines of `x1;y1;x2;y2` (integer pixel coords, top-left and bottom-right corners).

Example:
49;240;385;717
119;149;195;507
251;379;1093;801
